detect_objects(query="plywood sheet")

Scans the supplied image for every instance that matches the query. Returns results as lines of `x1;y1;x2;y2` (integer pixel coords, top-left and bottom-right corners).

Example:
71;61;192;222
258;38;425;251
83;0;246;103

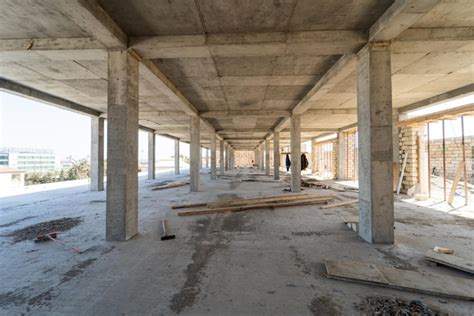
425;249;474;275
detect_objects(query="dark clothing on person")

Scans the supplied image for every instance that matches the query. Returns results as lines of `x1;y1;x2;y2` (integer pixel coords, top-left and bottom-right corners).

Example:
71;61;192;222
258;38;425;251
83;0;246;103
285;154;291;172
301;154;309;170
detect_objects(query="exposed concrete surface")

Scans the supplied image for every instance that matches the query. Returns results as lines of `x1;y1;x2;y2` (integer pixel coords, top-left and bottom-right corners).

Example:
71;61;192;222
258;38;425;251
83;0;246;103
1;169;473;315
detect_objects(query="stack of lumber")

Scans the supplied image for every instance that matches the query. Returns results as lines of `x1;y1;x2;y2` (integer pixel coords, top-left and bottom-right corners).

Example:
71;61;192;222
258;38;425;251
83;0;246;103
172;193;335;216
151;180;189;191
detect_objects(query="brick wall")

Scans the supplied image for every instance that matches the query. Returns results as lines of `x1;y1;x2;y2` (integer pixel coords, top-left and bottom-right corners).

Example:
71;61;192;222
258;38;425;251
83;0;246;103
429;136;474;183
399;126;423;190
235;151;255;167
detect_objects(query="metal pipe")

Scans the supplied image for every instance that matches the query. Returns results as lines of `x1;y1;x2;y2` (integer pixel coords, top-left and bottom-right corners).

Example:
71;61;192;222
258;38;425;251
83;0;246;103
442;119;447;201
461;116;468;206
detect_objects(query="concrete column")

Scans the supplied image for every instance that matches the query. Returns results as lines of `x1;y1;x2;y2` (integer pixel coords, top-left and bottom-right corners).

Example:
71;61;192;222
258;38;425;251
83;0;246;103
205;148;209;169
290;115;301;192
148;132;155;180
225;143;229;171
219;140;225;174
90;117;104;191
357;42;394;244
174;139;180;175
210;133;217;180
190;117;200;192
199;146;202;170
106;50;139;241
255;149;259;168
265;140;270;175
273;132;280;180
260;144;264;170
337;132;346;180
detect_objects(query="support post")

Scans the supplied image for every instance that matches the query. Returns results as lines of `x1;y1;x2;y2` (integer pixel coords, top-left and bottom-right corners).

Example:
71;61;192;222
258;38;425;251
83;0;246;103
225;143;229;171
290;115;301;192
265;139;270;175
190;117;200;192
356;42;394;244
260;144;265;171
210;133;217;179
220;140;225;174
273;132;280;180
148;132;155;180
205;148;209;169
174;139;180;175
106;50;139;241
91;117;104;191
337;132;346;180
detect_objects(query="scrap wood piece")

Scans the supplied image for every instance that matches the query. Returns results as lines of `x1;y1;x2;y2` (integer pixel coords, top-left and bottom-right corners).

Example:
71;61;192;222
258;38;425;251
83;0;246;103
447;161;465;205
177;198;334;217
171;193;311;209
320;199;358;209
424;249;474;274
151;181;189;191
324;259;474;301
207;193;334;209
342;215;359;224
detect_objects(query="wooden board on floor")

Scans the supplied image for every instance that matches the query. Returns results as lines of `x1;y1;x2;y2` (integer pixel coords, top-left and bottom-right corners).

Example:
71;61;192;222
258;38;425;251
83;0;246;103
177;198;333;216
324;259;474;301
151;181;189;191
207;193;334;209
320;199;358;209
424;249;474;274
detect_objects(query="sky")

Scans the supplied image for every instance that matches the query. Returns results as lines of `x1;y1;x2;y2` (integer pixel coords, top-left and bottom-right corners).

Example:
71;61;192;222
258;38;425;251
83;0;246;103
0;92;188;161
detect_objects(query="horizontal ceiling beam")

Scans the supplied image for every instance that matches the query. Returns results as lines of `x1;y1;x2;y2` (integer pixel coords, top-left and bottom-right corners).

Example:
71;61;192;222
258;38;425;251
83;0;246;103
0;37;104;51
131;30;366;59
200;110;290;118
305;109;357;115
0;78;101;117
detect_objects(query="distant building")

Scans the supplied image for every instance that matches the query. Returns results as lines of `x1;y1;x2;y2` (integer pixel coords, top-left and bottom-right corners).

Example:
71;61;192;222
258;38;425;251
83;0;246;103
0;148;56;173
60;156;74;170
0;167;25;188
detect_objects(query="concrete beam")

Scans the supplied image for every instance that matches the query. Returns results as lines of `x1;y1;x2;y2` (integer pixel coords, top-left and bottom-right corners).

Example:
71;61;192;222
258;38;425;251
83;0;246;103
200;110;290;118
106;50;139;241
398;84;474;113
369;0;441;41
0;37;103;51
0;78;101;117
304;109;357;116
54;0;127;49
130;30;366;58
396;27;474;42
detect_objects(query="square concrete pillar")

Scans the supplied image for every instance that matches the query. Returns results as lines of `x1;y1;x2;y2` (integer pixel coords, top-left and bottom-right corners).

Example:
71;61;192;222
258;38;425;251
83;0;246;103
273;132;280;180
357;42;394;244
225;143;229;171
190;117;200;192
106;50;139;241
255;149;259;168
259;144;264;171
174;139;180;175
210;133;217;180
290;115;301;192
199;146;202;170
205;148;209;169
219;140;225;174
148;132;155;180
337;132;346;180
90;117;104;191
265;140;270;175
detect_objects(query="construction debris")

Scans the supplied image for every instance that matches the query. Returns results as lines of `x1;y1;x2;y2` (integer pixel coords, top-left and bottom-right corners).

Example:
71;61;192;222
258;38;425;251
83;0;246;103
151;180;189;191
177;197;334;217
354;296;445;316
433;246;454;254
35;231;82;253
160;219;176;241
324;259;474;301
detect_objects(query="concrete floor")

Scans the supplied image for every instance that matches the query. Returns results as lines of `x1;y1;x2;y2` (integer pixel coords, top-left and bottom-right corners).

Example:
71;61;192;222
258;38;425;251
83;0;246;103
1;168;473;315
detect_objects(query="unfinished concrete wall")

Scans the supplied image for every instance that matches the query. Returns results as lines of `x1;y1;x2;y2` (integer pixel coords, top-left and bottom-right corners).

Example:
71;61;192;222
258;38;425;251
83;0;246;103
235;151;254;167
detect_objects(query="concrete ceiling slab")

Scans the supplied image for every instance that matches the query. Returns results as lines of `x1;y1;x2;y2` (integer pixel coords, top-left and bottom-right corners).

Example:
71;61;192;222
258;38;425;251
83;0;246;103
412;0;474;28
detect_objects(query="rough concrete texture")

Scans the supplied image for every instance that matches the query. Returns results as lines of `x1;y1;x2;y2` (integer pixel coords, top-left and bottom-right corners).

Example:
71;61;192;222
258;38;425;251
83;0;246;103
148;132;155;180
291;115;302;192
190;116;200;192
90;117;104;191
357;43;394;244
106;50;139;241
1;169;473;315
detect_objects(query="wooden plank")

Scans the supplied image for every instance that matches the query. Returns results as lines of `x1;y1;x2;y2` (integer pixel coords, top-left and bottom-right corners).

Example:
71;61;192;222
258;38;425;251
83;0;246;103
448;161;465;205
151;181;189;191
177;198;333;217
320;199;358;209
425;249;474;274
324;259;474;301
207;193;334;209
171;193;310;209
